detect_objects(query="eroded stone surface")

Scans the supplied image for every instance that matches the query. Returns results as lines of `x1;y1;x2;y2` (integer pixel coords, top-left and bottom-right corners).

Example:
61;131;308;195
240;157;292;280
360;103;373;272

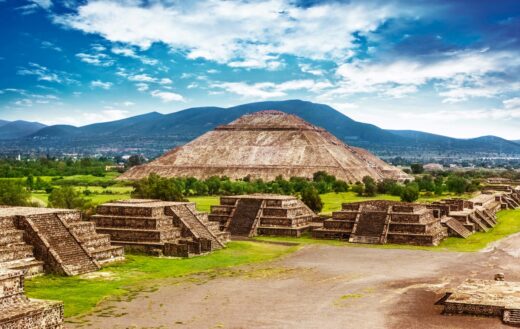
119;110;410;183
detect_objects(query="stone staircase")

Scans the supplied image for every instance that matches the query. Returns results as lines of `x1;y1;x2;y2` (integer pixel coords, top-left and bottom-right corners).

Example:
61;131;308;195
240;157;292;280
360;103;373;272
468;213;489;232
169;205;225;250
23;213;99;276
64;219;125;266
227;198;263;236
503;309;520;325
0;217;44;277
0;269;63;328
444;218;472;238
349;208;390;244
474;209;496;229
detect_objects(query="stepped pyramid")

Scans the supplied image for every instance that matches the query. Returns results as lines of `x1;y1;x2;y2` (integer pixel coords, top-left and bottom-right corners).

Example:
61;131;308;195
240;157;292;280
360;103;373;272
92;199;229;257
313;200;447;246
208;194;319;237
0;207;124;276
119;110;410;183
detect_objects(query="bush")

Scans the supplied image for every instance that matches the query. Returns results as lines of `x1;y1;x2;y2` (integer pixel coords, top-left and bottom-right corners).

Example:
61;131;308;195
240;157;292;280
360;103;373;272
401;184;419;202
301;186;323;212
48;186;92;210
0;180;31;206
132;173;186;201
362;176;377;197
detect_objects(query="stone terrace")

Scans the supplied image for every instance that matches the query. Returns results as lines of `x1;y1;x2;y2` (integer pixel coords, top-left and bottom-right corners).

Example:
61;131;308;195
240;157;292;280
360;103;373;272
0;207;124;276
0;269;63;328
208;194;319;237
313;200;447;246
92;199;228;257
439;277;520;326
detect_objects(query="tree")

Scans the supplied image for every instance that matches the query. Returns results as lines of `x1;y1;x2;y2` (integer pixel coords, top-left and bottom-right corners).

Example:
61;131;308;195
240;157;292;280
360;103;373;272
0;180;31;206
352;183;364;196
362;176;377;197
301;186;323;212
446;176;469;194
132;174;186;201
48;186;92;210
126;155;146;168
26;174;34;190
410;163;424;174
400;184;419;202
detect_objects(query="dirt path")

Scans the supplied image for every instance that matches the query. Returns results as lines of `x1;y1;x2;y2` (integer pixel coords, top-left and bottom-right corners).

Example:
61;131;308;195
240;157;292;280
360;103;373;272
67;238;520;329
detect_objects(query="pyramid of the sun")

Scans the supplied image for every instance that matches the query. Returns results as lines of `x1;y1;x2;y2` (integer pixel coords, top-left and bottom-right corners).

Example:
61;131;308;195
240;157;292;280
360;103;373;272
119;110;410;183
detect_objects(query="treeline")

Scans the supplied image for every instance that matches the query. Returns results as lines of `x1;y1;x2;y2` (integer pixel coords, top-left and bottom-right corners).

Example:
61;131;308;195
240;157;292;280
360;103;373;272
0;157;114;178
131;172;351;211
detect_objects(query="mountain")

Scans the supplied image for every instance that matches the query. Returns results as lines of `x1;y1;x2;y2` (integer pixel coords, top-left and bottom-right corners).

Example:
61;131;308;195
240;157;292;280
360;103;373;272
0;120;47;140
1;100;520;158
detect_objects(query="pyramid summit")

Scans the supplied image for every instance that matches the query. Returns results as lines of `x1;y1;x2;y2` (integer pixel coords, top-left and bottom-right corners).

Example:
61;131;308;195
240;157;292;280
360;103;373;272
119;110;410;183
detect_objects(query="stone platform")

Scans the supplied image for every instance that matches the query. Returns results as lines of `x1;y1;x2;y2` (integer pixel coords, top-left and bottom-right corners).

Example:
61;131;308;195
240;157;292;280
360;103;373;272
208;194;318;237
439;277;520;326
0;269;63;328
0;207;124;276
313;200;447;246
92;199;228;257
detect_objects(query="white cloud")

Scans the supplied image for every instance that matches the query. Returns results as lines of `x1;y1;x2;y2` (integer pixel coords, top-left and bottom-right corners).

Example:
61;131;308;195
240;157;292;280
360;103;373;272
41;109;129;126
150;90;185;102
111;46;159;65
17;62;77;84
122;101;135;107
299;63;324;76
76;52;114;66
128;74;156;82
54;0;405;68
213;79;332;99
504;97;520;109
41;41;62;52
31;0;52;9
91;80;113;89
159;78;172;85
330;49;520;101
135;83;149;92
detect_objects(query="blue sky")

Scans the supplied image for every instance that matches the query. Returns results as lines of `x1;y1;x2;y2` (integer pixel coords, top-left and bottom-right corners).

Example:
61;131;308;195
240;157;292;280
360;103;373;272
1;0;520;139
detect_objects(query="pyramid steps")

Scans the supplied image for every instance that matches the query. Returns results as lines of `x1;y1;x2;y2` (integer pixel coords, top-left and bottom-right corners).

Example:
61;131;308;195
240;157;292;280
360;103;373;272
444;218;472;238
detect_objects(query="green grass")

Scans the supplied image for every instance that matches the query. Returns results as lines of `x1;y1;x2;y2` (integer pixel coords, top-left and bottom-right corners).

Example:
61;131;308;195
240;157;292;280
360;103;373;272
25;241;297;318
256;209;520;252
187;196;220;212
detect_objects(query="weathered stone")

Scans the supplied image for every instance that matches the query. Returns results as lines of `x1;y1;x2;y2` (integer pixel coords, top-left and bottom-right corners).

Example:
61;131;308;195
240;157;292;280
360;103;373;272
439;277;520;326
92;199;228;257
313;200;448;246
0;207;124;276
119;110;410;183
0;269;63;328
208;194;319;237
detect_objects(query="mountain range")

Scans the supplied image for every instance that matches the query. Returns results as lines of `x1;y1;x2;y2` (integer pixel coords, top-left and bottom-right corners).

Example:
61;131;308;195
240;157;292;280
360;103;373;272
1;100;519;159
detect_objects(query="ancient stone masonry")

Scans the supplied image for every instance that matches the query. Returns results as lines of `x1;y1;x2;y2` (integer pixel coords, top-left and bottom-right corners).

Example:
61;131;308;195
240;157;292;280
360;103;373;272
438;277;520;326
0;207;124;277
208;194;319;237
428;189;520;238
92;199;229;257
313;200;448;246
0;269;63;328
119;110;411;183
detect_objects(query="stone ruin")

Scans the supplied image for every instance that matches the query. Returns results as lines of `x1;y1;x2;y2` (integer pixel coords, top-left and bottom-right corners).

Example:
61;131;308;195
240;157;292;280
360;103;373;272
313;200;448;246
208;194;319;237
0;269;63;328
0;207;124;277
119;110;411;183
438;276;520;326
428;189;520;239
92;199;229;257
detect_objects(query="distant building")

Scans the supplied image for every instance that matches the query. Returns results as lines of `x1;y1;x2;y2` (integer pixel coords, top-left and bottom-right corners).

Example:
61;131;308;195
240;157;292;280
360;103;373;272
423;163;443;171
105;164;125;171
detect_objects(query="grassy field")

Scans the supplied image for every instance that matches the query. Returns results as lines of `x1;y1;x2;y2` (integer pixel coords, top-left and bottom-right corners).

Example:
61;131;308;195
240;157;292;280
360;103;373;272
25;241;297;318
255;209;520;252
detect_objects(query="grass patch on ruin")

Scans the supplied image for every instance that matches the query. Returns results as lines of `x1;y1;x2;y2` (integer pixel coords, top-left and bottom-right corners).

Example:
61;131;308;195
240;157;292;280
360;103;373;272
256;209;520;252
188;196;220;212
25;241;298;318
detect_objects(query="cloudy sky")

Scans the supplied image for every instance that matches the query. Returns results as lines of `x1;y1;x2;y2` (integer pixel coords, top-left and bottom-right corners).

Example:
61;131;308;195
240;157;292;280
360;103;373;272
1;0;520;139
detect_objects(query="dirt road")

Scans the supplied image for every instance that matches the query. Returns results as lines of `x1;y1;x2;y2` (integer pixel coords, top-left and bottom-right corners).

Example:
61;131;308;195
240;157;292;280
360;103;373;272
68;234;520;329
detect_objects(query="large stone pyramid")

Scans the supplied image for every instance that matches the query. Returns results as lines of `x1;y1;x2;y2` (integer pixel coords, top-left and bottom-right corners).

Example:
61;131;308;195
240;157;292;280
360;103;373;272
119;110;410;183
